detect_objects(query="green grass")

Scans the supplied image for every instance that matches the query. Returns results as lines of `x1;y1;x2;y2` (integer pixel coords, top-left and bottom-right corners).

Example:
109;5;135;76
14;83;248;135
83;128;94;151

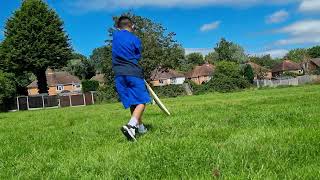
1;85;320;179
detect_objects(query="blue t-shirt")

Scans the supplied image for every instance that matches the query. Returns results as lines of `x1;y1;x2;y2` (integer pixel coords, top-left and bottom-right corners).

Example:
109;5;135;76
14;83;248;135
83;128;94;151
112;30;143;78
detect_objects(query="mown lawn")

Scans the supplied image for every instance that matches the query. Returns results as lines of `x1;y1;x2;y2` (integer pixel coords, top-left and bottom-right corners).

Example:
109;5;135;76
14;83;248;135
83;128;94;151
0;85;320;179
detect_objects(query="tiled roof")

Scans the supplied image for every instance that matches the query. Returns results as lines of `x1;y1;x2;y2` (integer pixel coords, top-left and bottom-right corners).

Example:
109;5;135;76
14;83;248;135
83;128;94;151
272;60;302;73
186;63;215;78
150;68;185;81
27;70;80;88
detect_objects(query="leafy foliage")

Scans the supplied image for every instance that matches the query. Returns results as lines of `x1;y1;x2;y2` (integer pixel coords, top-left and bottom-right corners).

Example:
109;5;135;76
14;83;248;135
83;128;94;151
308;46;320;59
206;61;250;92
180;52;204;71
205;51;219;64
0;71;16;111
249;55;281;69
64;53;95;80
1;0;72;94
152;85;186;98
214;38;248;63
243;64;255;83
286;48;310;63
82;80;99;93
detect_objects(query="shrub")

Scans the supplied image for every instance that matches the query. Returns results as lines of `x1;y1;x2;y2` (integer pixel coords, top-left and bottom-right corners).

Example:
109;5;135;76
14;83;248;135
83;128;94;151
0;71;16;112
95;85;119;103
243;64;254;83
82;80;99;93
206;61;250;92
152;84;186;98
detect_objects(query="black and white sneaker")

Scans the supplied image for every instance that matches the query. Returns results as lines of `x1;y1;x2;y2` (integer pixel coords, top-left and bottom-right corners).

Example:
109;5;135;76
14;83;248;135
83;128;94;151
121;125;137;141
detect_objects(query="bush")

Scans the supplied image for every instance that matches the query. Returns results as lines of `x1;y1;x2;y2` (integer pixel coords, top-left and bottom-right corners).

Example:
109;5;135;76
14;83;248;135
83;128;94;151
206;61;250;92
243;64;254;83
95;85;119;103
0;71;16;112
152;84;187;98
82;80;99;93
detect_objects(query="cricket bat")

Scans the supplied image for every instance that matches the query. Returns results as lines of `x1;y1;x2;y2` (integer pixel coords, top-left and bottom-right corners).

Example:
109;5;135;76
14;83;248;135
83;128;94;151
145;80;171;116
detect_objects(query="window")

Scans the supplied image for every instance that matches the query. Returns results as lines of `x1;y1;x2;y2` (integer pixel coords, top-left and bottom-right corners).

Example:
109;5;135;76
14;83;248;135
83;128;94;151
57;85;64;91
171;78;177;84
159;80;164;84
73;84;81;89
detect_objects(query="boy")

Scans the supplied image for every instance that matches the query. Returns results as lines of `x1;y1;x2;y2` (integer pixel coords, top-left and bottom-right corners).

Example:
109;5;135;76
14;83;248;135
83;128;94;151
112;16;151;141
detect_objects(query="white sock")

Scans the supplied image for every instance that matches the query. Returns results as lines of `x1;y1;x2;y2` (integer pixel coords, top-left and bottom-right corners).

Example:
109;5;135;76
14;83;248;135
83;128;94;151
128;117;138;127
138;124;145;130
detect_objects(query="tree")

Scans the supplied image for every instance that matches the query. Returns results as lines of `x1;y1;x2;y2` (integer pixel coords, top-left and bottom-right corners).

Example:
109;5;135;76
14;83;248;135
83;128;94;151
1;0;72;94
249;55;280;69
180;52;204;71
205;51;219;64
64;53;96;80
91;46;113;84
243;64;254;83
107;12;185;79
286;48;309;62
214;38;247;63
206;61;250;92
0;71;16;111
308;46;320;58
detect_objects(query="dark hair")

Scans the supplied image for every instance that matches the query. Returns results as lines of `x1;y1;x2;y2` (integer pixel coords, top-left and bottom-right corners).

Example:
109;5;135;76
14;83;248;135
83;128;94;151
117;16;133;29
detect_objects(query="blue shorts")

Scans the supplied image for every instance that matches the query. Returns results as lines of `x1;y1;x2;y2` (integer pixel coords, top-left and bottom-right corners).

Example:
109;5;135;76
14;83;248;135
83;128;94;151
115;75;151;109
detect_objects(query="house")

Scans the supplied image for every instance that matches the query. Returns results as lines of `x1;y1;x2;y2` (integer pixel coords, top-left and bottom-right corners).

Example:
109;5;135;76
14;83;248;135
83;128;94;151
272;60;303;77
91;74;105;85
27;69;81;96
186;63;215;85
301;58;320;74
150;68;185;86
246;62;272;80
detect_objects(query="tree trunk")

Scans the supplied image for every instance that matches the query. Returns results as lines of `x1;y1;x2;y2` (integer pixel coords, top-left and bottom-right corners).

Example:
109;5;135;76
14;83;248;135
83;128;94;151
35;69;48;94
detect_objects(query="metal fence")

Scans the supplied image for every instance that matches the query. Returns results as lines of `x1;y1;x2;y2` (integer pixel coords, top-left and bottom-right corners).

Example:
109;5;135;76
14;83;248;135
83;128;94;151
254;75;320;88
10;92;97;111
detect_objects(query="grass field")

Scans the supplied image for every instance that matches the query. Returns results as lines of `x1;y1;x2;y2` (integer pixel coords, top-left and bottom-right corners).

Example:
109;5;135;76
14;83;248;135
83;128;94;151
1;85;320;179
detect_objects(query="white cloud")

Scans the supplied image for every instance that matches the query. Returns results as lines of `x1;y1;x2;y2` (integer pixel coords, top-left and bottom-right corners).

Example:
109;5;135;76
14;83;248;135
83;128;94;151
274;19;320;46
266;10;289;24
70;0;298;11
185;48;213;56
253;49;289;58
200;21;220;32
299;0;320;13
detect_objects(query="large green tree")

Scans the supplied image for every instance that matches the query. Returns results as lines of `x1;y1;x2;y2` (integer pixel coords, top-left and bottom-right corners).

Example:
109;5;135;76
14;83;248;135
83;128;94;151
214;38;247;63
286;48;310;62
205;51;219;64
107;13;185;79
249;55;280;69
1;0;72;94
180;52;205;71
64;53;96;80
308;46;320;58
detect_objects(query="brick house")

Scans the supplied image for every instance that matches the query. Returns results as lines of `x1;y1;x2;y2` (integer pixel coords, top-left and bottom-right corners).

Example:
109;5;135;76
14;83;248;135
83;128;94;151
186;63;215;85
301;58;320;74
246;62;272;80
272;60;303;77
27;69;81;96
150;68;185;86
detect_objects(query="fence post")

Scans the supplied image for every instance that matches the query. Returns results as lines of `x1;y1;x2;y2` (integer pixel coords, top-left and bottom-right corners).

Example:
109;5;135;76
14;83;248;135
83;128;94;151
69;94;72;107
27;96;30;110
42;95;45;109
58;98;61;108
16;97;20;111
91;92;95;105
83;93;86;106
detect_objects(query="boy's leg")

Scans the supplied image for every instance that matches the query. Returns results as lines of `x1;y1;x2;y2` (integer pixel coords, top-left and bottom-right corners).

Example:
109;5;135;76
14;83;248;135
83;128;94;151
128;104;145;126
